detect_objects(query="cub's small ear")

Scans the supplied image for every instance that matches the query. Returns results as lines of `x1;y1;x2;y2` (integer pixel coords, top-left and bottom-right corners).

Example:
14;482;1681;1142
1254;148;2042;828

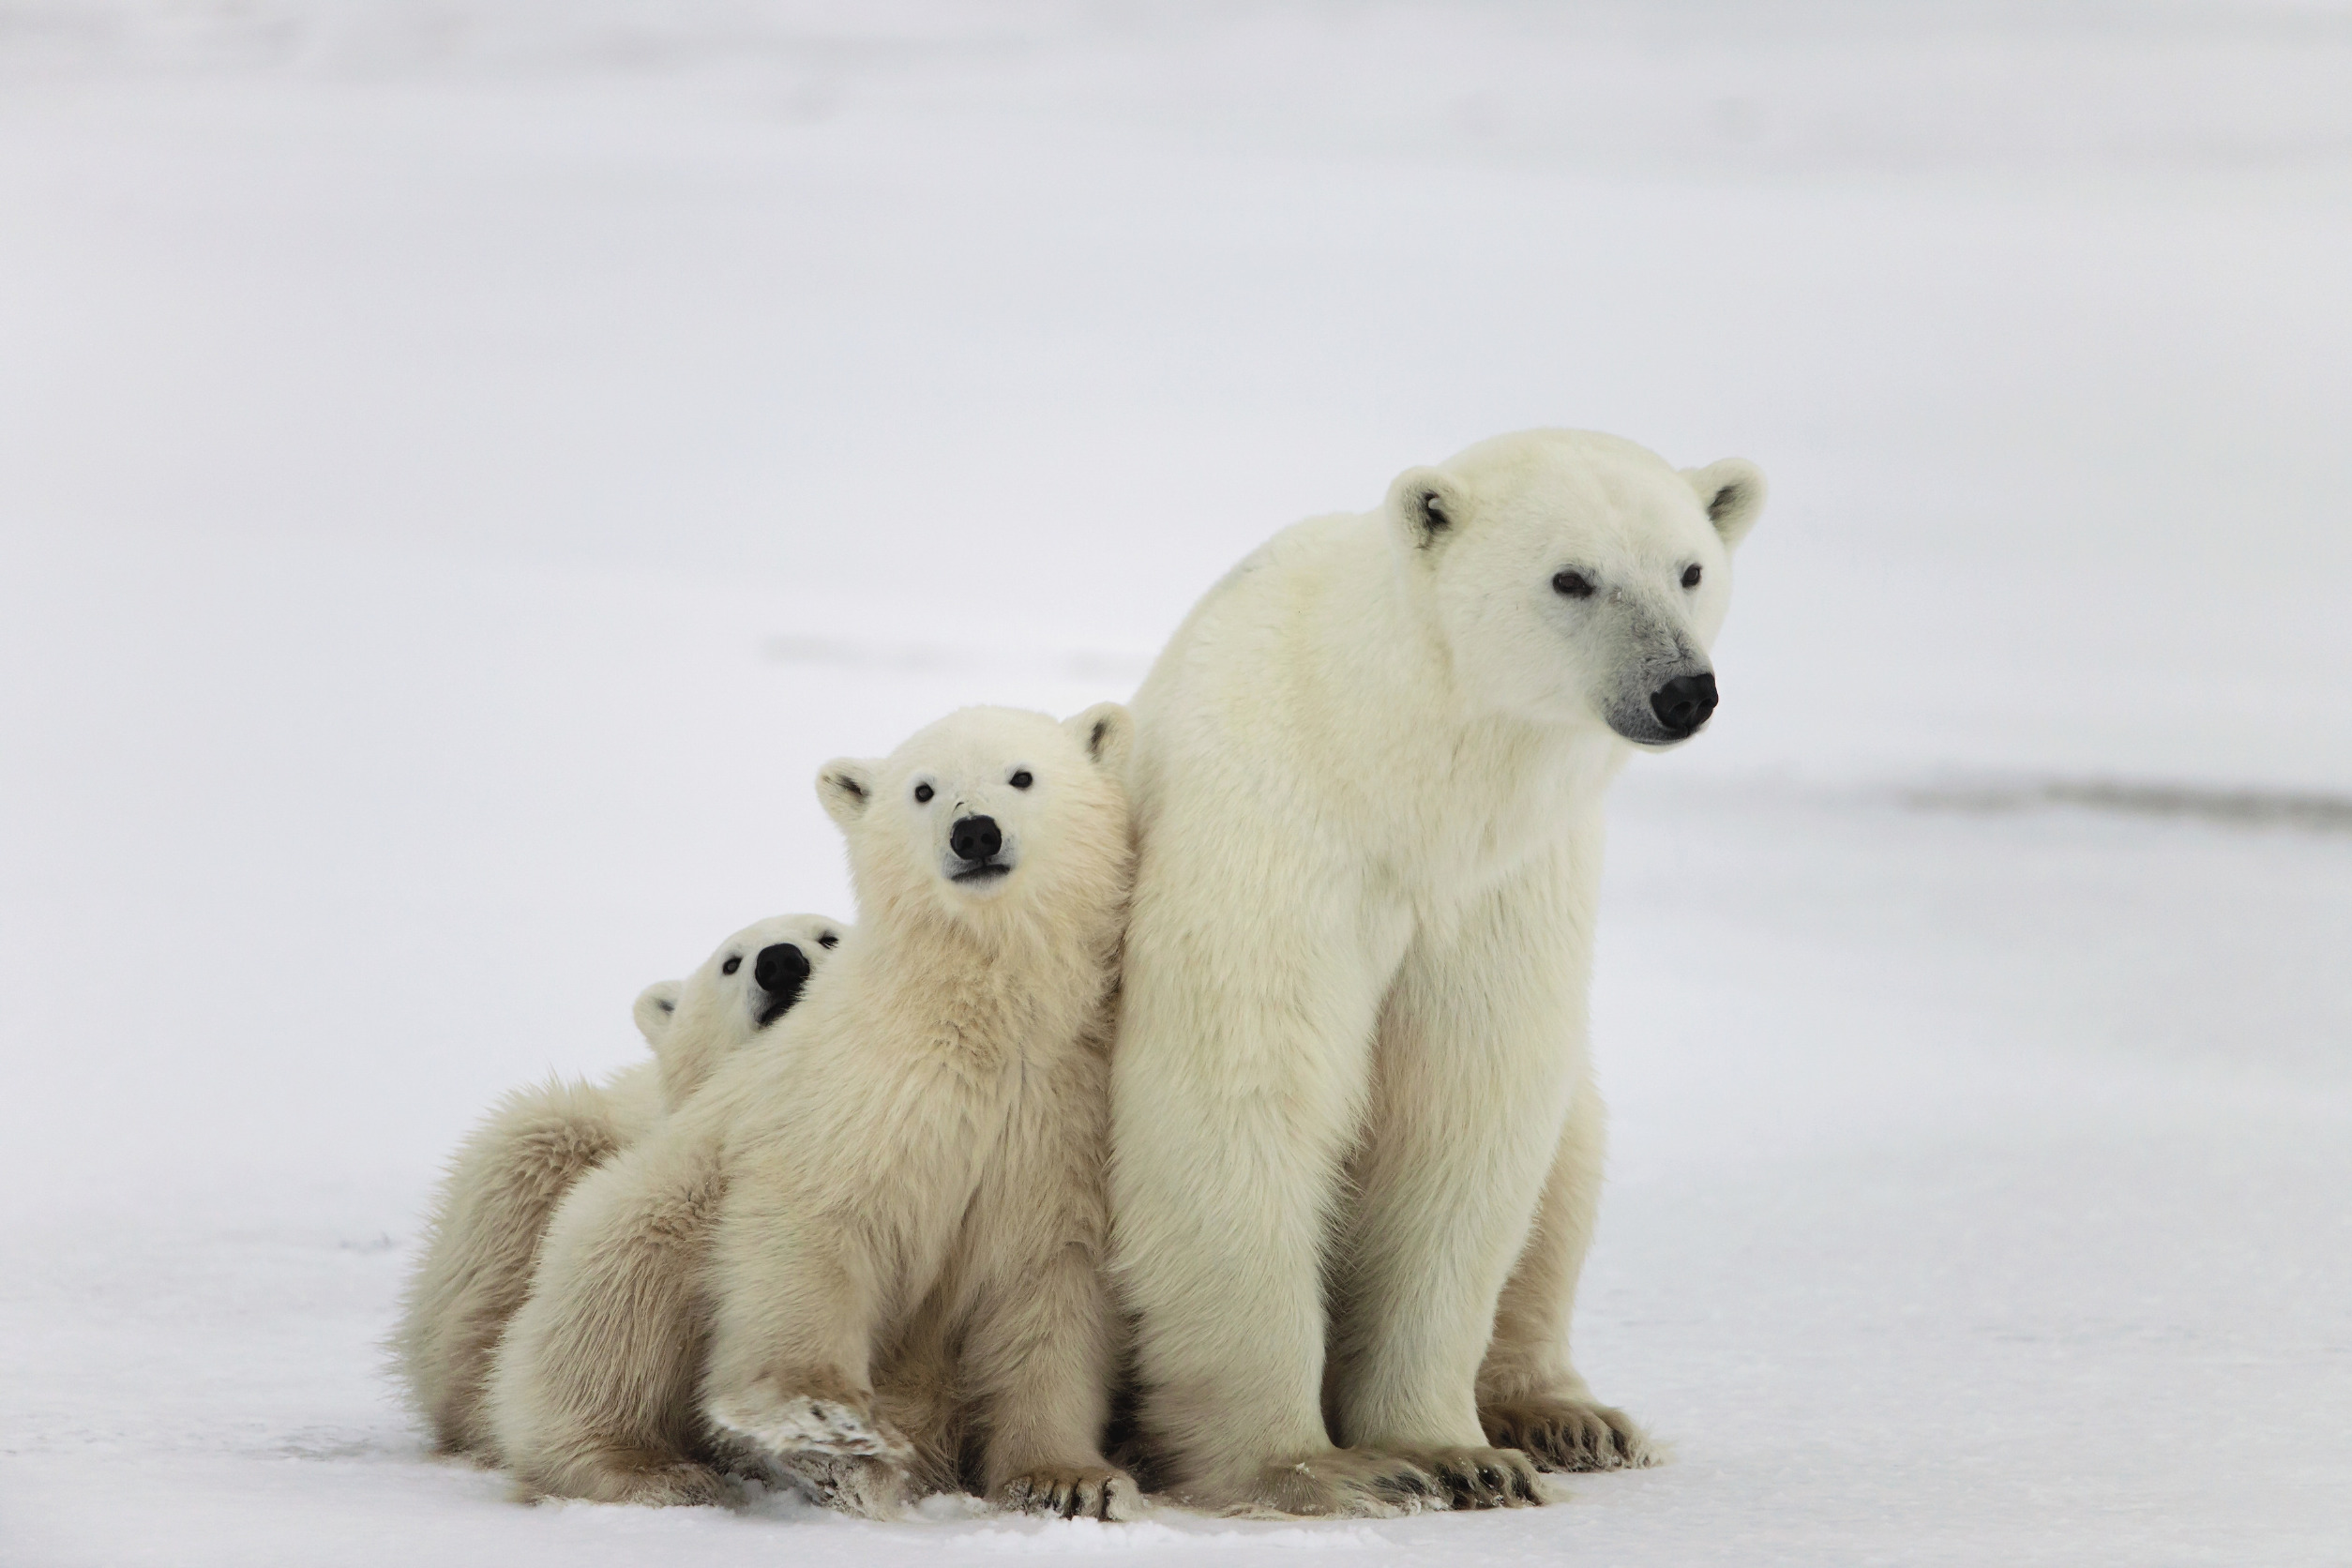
1064;701;1132;774
1386;465;1465;552
817;759;878;829
632;980;682;1048
1683;458;1767;550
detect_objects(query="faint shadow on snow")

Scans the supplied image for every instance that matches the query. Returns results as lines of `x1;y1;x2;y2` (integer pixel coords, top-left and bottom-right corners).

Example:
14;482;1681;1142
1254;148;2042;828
942;1518;1398;1556
763;635;1151;685
589;1478;1405;1550
1902;776;2352;834
273;1426;410;1461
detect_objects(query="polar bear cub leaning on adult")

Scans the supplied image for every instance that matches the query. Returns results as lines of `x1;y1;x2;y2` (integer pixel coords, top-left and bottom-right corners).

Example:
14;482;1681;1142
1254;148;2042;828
489;704;1139;1520
393;913;843;1457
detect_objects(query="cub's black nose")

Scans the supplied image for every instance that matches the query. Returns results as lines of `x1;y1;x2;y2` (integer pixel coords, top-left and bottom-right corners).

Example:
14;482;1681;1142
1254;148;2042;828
753;942;810;997
950;814;1003;863
1650;672;1719;737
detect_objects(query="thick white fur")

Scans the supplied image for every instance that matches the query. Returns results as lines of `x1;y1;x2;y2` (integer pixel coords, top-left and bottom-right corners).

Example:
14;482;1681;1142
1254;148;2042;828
1109;429;1765;1515
391;912;843;1458
488;705;1141;1520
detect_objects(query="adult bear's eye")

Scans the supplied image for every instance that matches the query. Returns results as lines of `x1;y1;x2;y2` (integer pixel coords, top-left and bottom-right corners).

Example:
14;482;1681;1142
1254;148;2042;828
1552;570;1594;599
1010;771;1033;790
1681;564;1703;589
913;783;933;804
721;955;741;975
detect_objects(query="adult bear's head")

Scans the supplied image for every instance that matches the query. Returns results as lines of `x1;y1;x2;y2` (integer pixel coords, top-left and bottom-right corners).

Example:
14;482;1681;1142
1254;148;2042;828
1385;429;1765;747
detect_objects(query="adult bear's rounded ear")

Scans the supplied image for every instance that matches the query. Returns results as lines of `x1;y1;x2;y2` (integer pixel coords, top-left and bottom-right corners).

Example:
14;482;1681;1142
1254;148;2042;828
1386;465;1466;553
817;759;878;829
1064;701;1131;775
1682;459;1767;550
633;979;682;1047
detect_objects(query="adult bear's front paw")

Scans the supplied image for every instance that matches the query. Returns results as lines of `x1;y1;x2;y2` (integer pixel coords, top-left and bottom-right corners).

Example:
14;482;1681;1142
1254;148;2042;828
1480;1393;1653;1472
996;1465;1142;1521
1214;1446;1442;1518
704;1376;913;1463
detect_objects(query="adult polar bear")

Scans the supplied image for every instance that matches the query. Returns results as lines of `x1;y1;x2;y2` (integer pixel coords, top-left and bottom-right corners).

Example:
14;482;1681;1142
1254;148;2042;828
1111;429;1765;1515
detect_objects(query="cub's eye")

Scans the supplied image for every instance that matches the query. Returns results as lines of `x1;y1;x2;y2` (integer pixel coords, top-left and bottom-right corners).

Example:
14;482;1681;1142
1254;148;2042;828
721;955;741;975
1681;564;1703;589
817;931;838;949
1552;570;1595;599
913;783;933;804
1009;771;1033;790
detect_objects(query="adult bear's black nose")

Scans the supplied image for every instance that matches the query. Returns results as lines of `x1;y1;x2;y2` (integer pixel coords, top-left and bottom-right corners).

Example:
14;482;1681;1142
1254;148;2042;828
950;814;1003;863
1650;672;1719;737
753;942;810;997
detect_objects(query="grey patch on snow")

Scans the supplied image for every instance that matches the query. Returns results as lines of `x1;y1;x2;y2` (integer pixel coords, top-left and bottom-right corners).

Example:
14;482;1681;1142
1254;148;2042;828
961;1519;1395;1554
273;1426;403;1461
762;636;1151;683
1903;777;2352;835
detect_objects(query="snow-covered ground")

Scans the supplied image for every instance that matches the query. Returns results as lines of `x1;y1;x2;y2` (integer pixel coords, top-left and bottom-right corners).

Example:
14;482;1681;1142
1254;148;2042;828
3;4;2348;1563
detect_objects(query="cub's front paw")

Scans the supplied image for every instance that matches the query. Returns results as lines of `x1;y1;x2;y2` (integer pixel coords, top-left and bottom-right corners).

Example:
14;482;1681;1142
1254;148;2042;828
997;1465;1142;1521
1400;1444;1543;1509
1216;1447;1441;1518
1481;1394;1652;1472
705;1380;913;1463
779;1452;912;1519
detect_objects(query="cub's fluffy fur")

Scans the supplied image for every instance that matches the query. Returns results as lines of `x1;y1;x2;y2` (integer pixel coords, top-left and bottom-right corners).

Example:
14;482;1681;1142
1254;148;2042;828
392;913;842;1457
488;705;1138;1519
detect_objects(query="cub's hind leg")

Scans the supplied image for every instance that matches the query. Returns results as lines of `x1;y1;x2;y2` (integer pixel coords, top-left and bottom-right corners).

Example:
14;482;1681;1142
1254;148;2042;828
393;1071;656;1455
486;1131;731;1504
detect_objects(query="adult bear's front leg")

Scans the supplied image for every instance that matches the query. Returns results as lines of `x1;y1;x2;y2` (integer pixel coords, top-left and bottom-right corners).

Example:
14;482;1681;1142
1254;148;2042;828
1475;1073;1653;1472
1109;869;1438;1516
1326;839;1604;1496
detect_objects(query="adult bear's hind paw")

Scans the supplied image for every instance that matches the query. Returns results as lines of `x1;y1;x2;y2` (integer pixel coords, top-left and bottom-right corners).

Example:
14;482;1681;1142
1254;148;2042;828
1481;1395;1653;1472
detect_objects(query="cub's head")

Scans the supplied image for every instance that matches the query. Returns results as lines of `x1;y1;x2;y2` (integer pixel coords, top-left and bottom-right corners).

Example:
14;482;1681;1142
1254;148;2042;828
816;702;1133;938
632;912;848;1108
1387;429;1765;747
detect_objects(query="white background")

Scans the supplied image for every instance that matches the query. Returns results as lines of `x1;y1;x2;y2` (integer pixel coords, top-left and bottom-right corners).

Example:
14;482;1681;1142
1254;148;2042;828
2;4;2347;1564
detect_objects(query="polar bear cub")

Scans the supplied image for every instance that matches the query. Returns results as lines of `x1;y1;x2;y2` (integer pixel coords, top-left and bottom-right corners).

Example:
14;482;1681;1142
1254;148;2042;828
635;914;847;1112
393;912;843;1457
489;704;1138;1520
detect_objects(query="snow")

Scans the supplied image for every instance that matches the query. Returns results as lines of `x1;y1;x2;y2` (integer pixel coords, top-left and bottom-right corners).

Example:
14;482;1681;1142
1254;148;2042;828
3;4;2348;1564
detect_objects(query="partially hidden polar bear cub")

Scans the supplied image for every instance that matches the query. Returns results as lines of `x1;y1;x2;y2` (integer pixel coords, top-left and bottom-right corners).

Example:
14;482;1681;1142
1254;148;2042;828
489;704;1138;1520
1109;429;1766;1515
393;913;844;1457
